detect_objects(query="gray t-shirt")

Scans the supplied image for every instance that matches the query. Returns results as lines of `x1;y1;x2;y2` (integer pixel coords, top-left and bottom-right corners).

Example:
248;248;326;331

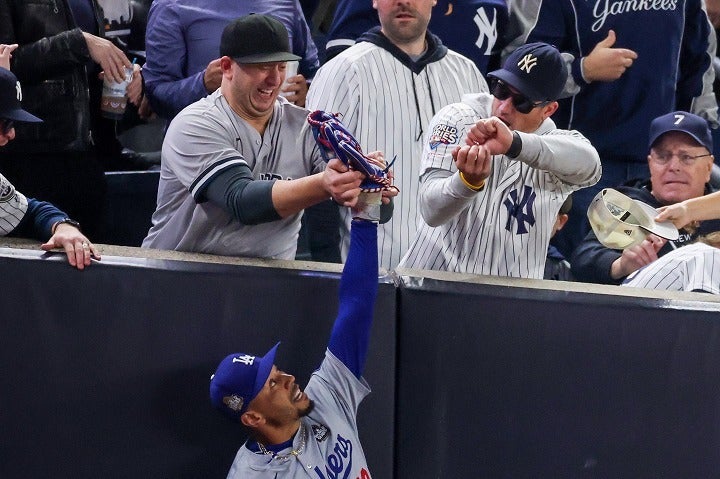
226;350;372;478
142;91;325;259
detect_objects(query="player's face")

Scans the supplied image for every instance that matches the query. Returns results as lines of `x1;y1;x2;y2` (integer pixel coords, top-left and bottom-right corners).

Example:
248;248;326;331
490;83;556;133
648;131;713;205
251;366;314;426
374;0;436;48
226;61;287;121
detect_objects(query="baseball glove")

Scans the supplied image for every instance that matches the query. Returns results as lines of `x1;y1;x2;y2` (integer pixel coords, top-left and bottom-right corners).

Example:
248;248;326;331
307;110;398;193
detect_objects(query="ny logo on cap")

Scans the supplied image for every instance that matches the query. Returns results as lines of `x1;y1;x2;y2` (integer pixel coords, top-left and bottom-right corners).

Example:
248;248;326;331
15;81;22;101
232;354;255;365
517;54;538;74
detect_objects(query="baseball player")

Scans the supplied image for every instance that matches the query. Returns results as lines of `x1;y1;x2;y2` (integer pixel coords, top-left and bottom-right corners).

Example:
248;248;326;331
623;239;720;294
0;66;99;269
307;0;487;269
209;216;379;478
398;42;601;278
142;15;366;259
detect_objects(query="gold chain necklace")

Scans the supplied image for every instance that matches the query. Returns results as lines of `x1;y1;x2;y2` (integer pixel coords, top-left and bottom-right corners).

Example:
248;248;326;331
256;424;307;462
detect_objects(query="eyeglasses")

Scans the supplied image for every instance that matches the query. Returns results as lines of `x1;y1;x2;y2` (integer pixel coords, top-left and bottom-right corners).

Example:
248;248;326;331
490;78;550;114
650;151;712;166
0;119;14;135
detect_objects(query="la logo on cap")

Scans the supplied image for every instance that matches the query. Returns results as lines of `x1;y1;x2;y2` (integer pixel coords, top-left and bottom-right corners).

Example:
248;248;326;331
517;54;538;74
15;81;22;101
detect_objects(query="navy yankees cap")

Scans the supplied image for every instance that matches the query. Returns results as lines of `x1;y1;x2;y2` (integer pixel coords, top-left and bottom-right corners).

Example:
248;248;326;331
220;14;301;64
210;342;279;419
648;111;713;152
0;68;42;122
487;42;567;102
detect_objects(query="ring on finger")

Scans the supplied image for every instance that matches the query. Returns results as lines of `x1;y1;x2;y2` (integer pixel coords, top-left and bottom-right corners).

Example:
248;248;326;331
81;242;89;249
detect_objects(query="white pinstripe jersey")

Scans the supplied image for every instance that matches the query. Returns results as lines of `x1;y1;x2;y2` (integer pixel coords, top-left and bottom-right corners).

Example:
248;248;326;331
623;242;720;294
306;39;486;269
398;93;601;278
0;173;28;236
142;90;325;259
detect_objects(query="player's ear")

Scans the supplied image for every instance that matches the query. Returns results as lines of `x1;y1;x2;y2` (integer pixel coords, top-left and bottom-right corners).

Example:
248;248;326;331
241;410;264;428
220;56;234;74
555;213;569;231
541;101;559;119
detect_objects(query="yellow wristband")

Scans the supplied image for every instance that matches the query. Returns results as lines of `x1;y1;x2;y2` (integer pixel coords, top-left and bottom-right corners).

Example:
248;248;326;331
459;171;486;191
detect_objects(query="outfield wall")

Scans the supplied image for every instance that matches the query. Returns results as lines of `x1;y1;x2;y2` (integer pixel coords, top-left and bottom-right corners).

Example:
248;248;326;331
1;241;719;478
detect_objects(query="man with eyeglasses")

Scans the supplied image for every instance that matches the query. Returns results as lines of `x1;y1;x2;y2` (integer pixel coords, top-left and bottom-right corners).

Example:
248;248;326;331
572;111;720;285
399;42;601;278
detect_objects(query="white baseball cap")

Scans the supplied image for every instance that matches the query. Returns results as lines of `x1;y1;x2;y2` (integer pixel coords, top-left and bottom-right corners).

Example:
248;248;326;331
587;188;679;249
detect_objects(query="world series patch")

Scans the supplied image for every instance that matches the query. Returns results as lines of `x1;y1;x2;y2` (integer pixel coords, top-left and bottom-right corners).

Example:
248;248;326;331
0;176;16;203
428;124;459;150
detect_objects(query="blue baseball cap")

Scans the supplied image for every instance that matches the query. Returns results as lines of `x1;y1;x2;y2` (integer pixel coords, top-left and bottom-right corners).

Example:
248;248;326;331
648;111;713;152
487;42;567;102
210;342;279;419
0;68;42;122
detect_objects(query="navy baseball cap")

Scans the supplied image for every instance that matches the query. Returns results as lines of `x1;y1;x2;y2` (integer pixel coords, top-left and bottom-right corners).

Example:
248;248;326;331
0;68;42;122
488;42;567;102
220;14;301;64
210;342;279;419
648;111;713;152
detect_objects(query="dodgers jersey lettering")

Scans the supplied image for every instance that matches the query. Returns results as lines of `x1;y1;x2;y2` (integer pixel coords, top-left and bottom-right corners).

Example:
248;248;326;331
399;93;601;278
307;30;486;269
0;173;28;236
226;351;372;479
142;91;325;259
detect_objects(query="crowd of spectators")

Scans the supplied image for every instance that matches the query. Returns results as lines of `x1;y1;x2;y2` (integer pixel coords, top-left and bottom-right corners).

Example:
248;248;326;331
1;0;720;296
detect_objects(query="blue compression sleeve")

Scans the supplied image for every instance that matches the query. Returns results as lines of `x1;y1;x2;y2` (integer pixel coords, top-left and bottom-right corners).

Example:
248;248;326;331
203;164;280;225
328;220;378;377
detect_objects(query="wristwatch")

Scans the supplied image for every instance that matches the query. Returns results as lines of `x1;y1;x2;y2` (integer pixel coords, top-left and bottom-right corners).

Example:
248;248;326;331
52;218;81;234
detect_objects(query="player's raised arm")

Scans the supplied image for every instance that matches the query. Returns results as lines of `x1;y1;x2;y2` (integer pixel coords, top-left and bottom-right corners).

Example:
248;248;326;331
327;219;378;377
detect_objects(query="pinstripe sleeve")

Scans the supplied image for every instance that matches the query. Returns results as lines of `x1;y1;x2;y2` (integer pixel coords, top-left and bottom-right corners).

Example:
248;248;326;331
0;174;28;237
418;102;482;226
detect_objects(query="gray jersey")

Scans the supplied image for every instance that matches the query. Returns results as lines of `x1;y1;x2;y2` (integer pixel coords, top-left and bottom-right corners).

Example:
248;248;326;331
142;91;325;259
227;351;372;479
623;242;720;294
307;40;486;269
399;93;601;278
0;173;28;236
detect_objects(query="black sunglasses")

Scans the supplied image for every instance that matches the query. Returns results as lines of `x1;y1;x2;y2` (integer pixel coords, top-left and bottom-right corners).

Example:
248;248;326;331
490;78;549;114
0;119;14;135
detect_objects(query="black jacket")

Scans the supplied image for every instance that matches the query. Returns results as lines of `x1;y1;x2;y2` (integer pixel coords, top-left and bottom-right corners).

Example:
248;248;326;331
571;178;720;284
0;0;103;153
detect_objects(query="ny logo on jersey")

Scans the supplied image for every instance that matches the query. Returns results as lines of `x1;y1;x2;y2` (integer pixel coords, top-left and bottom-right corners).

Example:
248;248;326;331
503;185;536;234
473;7;498;55
517;54;538;74
232;354;255;365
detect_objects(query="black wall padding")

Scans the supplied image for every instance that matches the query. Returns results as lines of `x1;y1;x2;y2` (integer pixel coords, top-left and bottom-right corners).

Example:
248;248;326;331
396;276;720;479
0;251;396;479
